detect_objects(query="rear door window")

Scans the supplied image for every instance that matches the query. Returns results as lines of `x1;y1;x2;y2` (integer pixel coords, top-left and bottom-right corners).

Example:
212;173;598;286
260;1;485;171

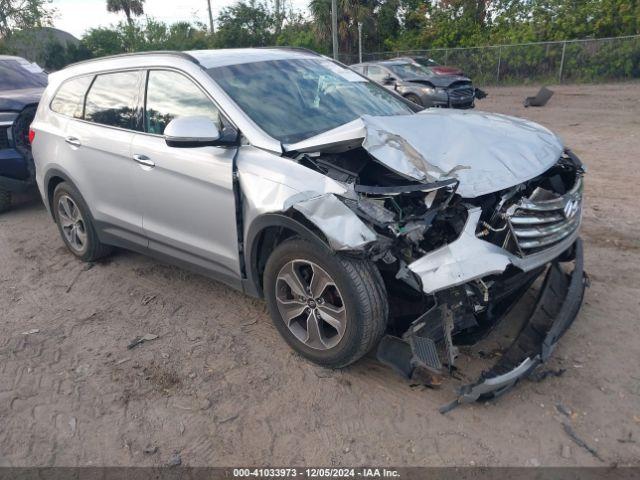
84;71;142;130
50;76;94;118
144;70;220;135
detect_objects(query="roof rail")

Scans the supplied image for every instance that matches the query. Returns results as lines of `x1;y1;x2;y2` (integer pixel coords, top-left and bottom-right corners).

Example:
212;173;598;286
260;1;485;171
66;50;200;69
257;46;322;56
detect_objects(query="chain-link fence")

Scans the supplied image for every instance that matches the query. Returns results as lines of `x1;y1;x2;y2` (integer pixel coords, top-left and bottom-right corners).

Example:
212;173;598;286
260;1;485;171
338;35;640;86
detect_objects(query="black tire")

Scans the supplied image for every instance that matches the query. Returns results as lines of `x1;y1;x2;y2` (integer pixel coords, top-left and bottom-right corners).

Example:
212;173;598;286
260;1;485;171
0;188;11;213
264;237;388;368
405;93;423;107
52;182;112;262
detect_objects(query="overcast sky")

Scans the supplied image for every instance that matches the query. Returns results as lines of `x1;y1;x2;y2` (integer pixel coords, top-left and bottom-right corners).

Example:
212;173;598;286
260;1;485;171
52;0;309;38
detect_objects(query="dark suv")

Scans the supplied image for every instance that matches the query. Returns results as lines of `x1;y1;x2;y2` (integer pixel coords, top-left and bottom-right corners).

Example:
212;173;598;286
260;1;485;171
0;55;47;212
351;59;475;109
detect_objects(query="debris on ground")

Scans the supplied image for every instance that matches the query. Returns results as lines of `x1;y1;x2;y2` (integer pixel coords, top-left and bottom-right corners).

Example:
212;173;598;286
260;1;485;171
475;88;488;100
69;417;77;436
66;262;94;293
21;328;39;335
555;402;573;418
115;357;130;365
217;413;239;424
562;423;604;462
141;294;157;305
617;431;636;444
561;444;571;459
143;445;158;455
168;452;181;467
524;86;554;107
127;334;159;349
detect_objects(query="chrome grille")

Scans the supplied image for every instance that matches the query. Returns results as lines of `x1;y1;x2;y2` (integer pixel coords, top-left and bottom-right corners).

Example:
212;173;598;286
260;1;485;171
506;176;583;255
449;86;474;99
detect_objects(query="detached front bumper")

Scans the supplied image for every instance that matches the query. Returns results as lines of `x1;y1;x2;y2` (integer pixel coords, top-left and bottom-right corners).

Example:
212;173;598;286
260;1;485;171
440;238;587;411
377;238;587;409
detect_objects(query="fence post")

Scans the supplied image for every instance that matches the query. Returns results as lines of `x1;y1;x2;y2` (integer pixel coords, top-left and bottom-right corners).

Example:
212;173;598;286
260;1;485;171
558;41;567;83
444;49;449;64
496;46;502;84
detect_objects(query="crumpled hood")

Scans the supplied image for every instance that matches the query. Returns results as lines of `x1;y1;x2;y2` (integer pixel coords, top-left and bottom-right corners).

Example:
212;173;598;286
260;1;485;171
286;109;564;198
0;87;44;112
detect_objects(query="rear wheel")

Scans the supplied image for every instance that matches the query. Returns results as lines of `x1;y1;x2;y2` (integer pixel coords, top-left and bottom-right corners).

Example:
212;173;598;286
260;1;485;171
52;182;112;262
264;237;388;368
0;188;11;213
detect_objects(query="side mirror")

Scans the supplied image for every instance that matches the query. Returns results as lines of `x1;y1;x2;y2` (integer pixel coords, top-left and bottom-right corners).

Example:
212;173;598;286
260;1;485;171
383;75;396;85
164;116;221;148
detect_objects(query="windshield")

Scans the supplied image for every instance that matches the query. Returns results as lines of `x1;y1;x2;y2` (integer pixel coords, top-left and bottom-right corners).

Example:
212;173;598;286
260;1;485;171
0;59;48;91
208;58;413;143
387;63;432;79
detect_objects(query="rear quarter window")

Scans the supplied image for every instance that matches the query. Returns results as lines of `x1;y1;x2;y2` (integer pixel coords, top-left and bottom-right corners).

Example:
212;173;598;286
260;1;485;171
84;71;142;130
50;76;94;118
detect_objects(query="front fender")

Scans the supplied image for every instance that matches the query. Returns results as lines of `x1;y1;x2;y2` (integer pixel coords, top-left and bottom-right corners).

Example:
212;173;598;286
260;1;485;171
242;213;332;298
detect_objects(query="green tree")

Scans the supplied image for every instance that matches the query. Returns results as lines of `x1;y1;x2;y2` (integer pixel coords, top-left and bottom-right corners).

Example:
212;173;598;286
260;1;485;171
106;0;146;26
41;40;67;70
82;26;124;56
214;0;274;47
0;0;55;38
309;0;377;56
276;11;325;53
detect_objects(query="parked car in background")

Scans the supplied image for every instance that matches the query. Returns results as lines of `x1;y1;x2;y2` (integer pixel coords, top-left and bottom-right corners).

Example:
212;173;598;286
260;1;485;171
0;55;47;212
31;49;586;405
351;59;475;108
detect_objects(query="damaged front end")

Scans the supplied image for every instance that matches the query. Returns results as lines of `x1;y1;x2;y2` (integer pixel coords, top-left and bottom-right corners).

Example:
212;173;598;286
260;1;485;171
272;111;587;406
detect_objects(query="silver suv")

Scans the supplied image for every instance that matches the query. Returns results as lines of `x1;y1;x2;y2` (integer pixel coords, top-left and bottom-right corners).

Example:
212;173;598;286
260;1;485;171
31;49;586;402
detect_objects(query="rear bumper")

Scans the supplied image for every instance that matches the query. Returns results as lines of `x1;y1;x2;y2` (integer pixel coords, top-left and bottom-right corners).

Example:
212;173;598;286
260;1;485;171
440;238;587;411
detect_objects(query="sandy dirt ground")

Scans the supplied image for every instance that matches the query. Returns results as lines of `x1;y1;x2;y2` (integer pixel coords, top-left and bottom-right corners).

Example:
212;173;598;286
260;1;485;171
0;82;639;468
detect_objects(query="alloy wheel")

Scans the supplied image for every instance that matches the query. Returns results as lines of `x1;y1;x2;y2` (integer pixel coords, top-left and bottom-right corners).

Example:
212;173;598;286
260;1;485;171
57;195;87;253
275;259;347;350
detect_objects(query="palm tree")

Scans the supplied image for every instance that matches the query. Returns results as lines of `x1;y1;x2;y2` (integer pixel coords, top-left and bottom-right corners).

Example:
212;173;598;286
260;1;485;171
309;0;374;56
106;0;146;25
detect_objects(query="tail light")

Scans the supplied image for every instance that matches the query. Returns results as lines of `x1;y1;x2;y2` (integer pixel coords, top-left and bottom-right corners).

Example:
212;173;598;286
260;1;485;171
29;128;35;144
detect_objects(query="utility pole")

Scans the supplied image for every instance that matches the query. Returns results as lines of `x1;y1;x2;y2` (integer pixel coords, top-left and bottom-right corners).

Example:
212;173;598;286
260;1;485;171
358;22;362;63
206;0;214;34
275;0;282;36
331;0;338;60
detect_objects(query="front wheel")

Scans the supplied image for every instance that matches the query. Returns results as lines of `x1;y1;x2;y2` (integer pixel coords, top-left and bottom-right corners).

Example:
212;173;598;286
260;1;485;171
264;237;388;368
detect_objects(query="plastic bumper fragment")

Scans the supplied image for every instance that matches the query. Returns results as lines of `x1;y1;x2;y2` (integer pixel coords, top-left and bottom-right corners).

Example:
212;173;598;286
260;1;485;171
440;238;587;413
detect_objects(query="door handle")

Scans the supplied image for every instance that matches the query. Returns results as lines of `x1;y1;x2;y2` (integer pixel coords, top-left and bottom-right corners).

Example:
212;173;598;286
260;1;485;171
133;154;155;168
65;136;81;148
